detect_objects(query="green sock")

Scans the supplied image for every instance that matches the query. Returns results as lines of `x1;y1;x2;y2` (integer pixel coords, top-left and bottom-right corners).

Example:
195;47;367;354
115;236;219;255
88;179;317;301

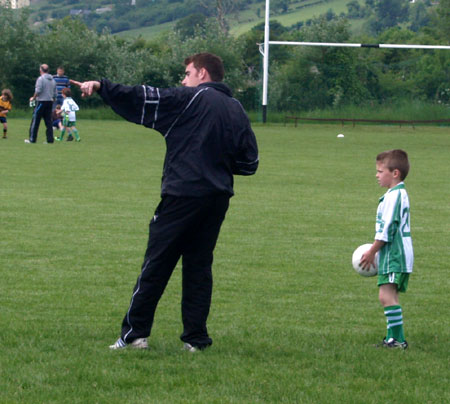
384;305;405;342
60;128;66;140
72;128;80;140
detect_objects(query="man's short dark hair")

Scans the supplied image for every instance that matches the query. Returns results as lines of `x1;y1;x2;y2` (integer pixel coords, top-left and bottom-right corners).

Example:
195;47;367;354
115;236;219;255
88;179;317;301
184;53;224;82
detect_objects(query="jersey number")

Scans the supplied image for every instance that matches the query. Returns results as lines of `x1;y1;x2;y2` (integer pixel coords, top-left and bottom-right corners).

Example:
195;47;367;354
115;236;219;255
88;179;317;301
401;207;411;237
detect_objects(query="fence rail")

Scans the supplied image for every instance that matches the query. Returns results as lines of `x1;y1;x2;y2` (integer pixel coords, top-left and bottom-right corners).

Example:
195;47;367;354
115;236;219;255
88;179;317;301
284;116;450;129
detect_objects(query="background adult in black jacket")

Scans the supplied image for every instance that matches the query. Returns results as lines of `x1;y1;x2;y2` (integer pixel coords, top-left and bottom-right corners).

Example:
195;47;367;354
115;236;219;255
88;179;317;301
73;53;259;351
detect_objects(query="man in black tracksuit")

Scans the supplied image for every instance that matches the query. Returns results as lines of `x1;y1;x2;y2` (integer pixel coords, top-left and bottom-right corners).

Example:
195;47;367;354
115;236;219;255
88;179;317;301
74;53;258;351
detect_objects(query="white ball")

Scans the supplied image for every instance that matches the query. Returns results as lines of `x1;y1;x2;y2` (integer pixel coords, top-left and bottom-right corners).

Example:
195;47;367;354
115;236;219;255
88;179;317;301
337;134;344;138
352;243;378;277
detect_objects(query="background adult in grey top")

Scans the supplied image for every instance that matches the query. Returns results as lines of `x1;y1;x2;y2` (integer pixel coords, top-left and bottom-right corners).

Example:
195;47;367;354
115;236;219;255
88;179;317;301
26;64;57;144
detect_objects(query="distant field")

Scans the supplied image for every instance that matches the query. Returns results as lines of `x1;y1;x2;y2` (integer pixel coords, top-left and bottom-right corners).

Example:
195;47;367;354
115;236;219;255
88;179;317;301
116;20;177;40
1;119;449;403
116;0;351;40
231;0;350;36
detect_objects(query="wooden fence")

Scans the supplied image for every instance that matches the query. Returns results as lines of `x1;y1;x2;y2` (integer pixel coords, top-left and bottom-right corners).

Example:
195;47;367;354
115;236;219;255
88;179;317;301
284;116;450;129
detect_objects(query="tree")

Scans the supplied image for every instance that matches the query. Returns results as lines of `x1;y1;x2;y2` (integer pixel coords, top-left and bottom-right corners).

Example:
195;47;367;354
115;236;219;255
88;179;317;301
368;0;409;34
346;0;361;19
434;0;450;41
0;6;38;106
200;0;236;34
269;17;376;111
408;2;431;32
272;0;290;14
175;13;207;39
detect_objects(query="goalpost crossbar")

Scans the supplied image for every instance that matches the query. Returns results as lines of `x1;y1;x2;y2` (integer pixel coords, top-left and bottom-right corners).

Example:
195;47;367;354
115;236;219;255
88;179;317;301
268;41;450;50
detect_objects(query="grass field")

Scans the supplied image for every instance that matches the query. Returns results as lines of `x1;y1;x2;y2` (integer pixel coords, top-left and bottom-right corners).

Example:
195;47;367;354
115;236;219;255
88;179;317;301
1;119;449;403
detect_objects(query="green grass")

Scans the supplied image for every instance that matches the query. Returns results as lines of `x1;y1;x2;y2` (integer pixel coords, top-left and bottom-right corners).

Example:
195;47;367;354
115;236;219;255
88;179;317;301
1;119;449;403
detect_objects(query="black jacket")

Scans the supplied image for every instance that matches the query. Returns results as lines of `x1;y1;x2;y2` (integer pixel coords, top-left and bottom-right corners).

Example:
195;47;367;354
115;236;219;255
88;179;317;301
99;80;259;197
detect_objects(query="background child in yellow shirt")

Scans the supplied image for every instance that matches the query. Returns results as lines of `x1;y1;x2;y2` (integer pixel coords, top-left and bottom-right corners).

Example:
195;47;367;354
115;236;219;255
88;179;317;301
0;89;13;139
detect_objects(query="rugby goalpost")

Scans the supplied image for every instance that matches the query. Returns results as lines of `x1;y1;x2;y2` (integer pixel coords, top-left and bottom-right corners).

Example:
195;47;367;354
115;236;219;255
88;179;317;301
261;0;450;123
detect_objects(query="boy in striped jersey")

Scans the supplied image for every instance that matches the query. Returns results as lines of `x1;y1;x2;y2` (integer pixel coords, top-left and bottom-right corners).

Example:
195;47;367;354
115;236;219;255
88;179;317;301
55;88;80;142
361;149;413;349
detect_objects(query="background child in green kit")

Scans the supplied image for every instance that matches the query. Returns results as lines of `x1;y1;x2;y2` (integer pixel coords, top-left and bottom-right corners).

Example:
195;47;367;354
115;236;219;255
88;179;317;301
55;88;80;142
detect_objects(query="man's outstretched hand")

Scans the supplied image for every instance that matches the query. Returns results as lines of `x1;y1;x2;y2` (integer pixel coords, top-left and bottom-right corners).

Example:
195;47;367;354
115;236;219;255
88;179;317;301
70;80;101;97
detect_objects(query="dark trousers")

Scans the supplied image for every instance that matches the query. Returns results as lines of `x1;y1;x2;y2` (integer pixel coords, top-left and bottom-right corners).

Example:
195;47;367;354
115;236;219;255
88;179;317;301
29;101;54;143
120;194;230;348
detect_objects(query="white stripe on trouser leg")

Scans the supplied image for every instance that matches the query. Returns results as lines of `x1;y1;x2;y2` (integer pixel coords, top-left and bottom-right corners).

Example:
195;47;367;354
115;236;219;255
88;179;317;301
30;105;41;141
123;257;151;342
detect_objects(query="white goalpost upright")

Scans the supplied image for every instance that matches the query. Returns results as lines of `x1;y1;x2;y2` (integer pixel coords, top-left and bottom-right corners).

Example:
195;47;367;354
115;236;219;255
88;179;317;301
260;0;450;123
262;0;271;123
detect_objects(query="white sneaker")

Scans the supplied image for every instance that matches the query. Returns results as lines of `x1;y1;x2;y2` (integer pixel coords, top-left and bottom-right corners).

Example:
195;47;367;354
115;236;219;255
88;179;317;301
182;343;198;352
24;139;31;143
109;337;148;350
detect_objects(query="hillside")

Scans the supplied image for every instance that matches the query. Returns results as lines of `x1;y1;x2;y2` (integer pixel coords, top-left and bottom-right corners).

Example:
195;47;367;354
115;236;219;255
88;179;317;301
25;0;365;38
21;0;441;43
116;0;352;40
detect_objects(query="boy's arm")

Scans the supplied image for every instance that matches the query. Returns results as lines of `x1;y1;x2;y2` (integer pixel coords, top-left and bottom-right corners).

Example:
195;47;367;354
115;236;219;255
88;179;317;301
0;103;10;116
360;240;385;269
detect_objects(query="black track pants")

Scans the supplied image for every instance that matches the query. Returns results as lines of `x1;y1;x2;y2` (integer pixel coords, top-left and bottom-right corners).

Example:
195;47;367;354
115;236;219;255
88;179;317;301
29;101;54;143
120;194;230;348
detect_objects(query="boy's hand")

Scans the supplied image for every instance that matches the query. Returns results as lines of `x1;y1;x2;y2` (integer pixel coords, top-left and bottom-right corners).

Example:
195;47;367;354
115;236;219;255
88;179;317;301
70;80;100;97
360;240;384;271
360;250;376;270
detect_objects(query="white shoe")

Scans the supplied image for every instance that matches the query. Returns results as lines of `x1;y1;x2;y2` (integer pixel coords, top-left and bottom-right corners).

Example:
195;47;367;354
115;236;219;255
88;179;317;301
24;139;31;143
182;343;198;352
109;337;148;350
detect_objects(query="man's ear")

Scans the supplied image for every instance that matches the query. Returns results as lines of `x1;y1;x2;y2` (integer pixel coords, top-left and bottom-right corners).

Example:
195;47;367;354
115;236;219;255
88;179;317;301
199;67;207;80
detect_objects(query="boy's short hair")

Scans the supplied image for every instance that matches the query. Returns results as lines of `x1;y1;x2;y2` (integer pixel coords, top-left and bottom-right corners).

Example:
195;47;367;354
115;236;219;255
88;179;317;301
184;53;224;82
377;149;410;180
62;88;72;97
2;89;13;101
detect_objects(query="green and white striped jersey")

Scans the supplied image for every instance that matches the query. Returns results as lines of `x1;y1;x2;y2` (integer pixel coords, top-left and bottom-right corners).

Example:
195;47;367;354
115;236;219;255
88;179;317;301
61;97;79;122
375;182;413;274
